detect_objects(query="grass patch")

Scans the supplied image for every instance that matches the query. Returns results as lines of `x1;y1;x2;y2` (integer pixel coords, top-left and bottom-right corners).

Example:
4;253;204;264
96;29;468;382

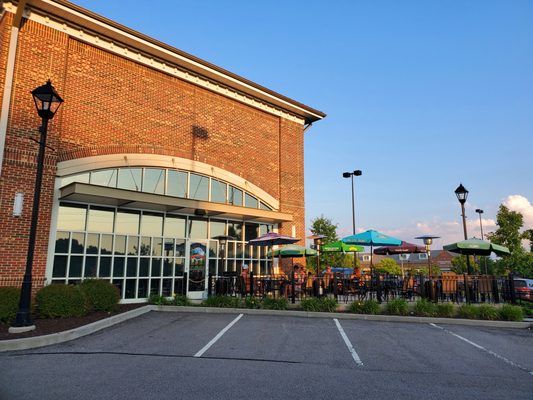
413;299;437;317
301;297;338;312
499;304;524;321
384;298;408;316
349;299;380;314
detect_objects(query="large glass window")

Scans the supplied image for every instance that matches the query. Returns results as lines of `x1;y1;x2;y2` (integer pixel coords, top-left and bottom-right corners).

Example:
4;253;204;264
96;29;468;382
188;218;207;239
211;179;227;203
143;168;165;194
245;193;258;209
244;223;258;242
90;169;117;188
229;186;243;206
115;210;140;234
57;203;87;231
118;168;142;191
189;173;208;201
228;222;243;240
167;170;187;198
87;206;114;233
164;215;186;237
140;212;163;236
210;220;226;238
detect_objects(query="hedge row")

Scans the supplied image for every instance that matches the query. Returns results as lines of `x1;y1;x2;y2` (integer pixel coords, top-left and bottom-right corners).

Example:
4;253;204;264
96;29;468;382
0;280;120;323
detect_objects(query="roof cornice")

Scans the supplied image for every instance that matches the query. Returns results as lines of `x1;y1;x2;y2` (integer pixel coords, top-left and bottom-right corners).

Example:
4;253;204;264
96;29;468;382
7;0;325;124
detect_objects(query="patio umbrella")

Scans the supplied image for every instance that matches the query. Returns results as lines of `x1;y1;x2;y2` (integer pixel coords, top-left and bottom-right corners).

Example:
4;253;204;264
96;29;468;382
268;244;317;257
321;241;364;253
443;238;510;257
248;232;300;274
373;241;426;255
341;229;402;268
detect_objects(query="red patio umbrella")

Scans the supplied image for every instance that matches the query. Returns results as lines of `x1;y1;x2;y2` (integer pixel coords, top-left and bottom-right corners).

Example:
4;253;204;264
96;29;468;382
373;241;427;255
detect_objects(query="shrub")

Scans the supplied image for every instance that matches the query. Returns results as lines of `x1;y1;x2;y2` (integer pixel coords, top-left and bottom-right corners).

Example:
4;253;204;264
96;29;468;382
384;298;409;316
435;303;455;318
173;295;192;306
244;296;261;309
413;299;437;317
477;304;500;321
301;297;338;312
457;304;477;319
349;299;380;315
499;304;524;321
202;295;241;308
148;294;169;305
261;297;288;310
0;287;20;323
80;279;120;312
35;284;87;318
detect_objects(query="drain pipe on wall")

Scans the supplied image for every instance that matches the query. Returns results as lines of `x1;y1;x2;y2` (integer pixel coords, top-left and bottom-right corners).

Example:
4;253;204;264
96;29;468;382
0;0;28;177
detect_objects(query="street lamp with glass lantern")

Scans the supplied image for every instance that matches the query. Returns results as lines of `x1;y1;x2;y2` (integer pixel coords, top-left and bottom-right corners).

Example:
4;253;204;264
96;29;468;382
10;80;63;333
454;183;472;274
342;170;362;271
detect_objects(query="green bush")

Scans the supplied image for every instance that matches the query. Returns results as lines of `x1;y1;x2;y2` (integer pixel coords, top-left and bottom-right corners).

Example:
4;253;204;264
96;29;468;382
0;287;20;323
148;293;169;305
244;296;261;309
301;297;338;312
349;299;380;314
477;304;500;320
413;299;437;317
80;279;120;312
35;284;87;318
499;304;524;321
261;297;288;310
202;295;242;308
435;303;455;318
457;304;477;319
384;298;409;316
173;295;192;306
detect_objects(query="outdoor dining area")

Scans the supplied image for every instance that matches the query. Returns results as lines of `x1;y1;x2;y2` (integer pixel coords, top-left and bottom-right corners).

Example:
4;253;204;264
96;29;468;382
207;229;523;306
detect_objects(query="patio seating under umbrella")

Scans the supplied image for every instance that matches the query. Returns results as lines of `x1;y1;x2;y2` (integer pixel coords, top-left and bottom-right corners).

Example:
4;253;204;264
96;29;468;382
374;241;426;276
443;238;510;257
248;232;299;274
341;229;402;270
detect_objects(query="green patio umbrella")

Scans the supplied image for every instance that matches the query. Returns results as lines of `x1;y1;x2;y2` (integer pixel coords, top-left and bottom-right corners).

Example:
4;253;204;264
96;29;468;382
267;244;317;257
443;238;510;257
321;241;364;253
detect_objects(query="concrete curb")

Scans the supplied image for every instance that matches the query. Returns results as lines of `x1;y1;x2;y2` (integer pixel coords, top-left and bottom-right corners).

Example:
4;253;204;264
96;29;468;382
2;305;530;352
0;305;153;352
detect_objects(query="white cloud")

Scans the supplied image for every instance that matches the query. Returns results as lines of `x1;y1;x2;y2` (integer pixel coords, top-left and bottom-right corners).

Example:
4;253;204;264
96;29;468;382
503;195;533;229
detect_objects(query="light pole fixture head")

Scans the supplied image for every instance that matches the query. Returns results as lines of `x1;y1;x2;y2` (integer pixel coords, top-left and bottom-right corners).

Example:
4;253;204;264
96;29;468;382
354;170;362;176
475;209;484;214
31;80;64;120
455;183;468;204
342;172;351;178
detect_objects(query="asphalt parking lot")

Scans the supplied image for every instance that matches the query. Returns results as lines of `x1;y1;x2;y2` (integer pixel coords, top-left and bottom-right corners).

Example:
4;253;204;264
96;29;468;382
1;311;532;400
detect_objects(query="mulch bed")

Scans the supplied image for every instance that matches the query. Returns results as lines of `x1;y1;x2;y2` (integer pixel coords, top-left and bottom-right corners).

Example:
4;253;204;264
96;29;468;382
0;303;146;341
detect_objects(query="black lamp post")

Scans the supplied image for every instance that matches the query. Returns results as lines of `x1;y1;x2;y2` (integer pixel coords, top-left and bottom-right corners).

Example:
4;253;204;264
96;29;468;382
475;209;484;240
10;80;63;333
455;183;472;275
343;170;362;270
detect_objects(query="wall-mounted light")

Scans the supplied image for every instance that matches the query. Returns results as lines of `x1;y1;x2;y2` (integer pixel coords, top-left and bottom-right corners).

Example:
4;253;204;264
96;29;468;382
13;192;24;216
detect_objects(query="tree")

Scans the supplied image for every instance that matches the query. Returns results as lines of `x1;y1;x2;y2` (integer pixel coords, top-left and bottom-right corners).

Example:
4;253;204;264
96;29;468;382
522;229;533;252
486;205;524;253
308;215;341;273
451;255;479;274
374;258;401;275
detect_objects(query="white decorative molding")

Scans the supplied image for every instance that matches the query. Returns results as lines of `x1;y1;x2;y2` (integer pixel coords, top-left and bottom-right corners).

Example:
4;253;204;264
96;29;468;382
57;153;280;210
2;2;306;125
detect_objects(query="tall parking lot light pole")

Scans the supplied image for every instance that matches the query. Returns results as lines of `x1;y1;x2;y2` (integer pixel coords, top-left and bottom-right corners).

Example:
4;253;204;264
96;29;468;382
343;170;362;269
10;80;63;333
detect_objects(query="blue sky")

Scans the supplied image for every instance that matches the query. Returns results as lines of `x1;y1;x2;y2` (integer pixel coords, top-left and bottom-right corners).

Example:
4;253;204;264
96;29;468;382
71;0;533;249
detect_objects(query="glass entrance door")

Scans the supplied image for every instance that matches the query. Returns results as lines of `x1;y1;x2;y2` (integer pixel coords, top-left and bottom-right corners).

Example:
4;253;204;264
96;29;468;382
187;240;209;299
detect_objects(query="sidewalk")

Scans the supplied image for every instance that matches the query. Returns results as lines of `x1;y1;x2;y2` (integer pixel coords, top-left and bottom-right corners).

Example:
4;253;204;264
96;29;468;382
1;305;531;352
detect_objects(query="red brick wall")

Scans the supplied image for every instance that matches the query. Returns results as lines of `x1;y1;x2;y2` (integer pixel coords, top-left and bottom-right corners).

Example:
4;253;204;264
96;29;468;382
0;12;12;107
0;18;306;287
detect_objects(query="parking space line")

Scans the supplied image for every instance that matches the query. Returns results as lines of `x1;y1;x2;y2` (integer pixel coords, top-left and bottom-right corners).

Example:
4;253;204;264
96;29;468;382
334;318;363;366
430;323;533;376
194;314;244;358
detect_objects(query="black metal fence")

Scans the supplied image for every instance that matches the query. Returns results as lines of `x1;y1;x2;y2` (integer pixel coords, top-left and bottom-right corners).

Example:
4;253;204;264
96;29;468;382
207;272;531;305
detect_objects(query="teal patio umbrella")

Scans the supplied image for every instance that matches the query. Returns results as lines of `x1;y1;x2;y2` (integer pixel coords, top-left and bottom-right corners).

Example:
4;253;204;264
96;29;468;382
341;229;402;268
443;238;510;257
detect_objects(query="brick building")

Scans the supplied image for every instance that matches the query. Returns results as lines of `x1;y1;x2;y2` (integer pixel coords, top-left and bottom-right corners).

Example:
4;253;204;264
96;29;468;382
0;0;325;301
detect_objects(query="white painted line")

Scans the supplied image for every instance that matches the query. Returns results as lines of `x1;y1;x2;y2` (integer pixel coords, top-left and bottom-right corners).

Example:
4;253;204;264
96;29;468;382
430;323;533;376
194;314;244;358
334;318;363;366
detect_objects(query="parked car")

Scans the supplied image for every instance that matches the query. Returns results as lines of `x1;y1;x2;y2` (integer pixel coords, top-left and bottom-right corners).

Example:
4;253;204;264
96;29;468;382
513;278;533;301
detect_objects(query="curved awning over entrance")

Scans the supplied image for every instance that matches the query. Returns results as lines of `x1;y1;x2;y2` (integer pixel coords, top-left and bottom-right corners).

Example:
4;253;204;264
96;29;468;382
59;182;293;224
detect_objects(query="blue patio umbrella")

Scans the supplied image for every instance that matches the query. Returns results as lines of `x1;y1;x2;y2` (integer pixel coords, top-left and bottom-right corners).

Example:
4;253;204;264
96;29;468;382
341;229;402;267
